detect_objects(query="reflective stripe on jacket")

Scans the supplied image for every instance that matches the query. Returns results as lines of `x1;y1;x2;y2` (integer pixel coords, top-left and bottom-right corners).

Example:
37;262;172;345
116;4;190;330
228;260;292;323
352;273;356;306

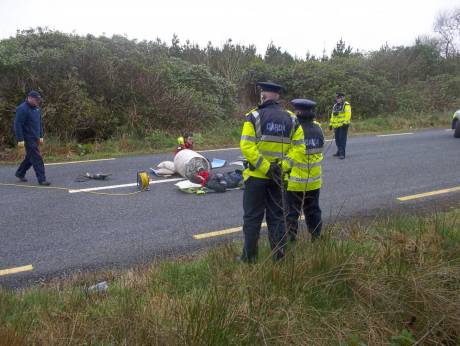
330;101;351;128
240;100;305;181
287;120;323;192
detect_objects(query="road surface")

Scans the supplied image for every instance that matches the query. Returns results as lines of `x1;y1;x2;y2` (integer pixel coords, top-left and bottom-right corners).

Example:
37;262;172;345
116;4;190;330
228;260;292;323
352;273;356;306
1;129;459;287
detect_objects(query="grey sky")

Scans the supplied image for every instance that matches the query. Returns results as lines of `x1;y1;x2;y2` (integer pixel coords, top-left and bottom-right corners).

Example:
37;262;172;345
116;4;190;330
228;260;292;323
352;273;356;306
0;0;458;57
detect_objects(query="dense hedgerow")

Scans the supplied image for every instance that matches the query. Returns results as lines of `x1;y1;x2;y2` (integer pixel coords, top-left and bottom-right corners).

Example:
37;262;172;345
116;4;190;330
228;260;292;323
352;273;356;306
1;29;459;147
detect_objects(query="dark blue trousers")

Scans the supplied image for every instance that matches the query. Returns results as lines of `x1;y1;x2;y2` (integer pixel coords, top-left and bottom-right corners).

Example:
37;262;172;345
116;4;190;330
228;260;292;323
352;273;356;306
241;176;286;262
16;140;46;183
286;189;322;241
334;124;349;157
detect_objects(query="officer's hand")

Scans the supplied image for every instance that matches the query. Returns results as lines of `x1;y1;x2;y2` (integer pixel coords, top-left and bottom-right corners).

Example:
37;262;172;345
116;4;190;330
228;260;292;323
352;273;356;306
39;138;44;145
243;160;256;170
266;162;282;184
329;126;332;131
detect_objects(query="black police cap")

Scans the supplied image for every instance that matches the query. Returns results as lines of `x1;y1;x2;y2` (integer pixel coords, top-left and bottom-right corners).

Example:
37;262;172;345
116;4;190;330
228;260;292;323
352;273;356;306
291;98;317;110
27;90;42;99
335;92;345;97
257;81;285;93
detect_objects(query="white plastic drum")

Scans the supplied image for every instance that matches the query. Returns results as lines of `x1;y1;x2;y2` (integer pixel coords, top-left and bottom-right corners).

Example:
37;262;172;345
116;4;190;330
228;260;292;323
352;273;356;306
173;149;211;179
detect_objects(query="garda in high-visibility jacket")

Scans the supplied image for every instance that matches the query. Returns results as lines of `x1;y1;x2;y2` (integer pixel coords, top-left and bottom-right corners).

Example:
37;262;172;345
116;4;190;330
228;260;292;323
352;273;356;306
330;101;351;128
287;119;324;192
240;100;305;181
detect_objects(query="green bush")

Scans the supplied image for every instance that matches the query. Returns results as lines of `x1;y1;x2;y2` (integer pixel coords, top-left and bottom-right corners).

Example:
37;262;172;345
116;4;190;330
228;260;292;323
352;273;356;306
1;29;459;148
145;129;176;149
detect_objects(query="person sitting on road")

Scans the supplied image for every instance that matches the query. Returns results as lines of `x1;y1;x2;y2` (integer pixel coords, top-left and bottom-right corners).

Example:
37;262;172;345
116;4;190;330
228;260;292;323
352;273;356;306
152;132;195;177
175;131;193;155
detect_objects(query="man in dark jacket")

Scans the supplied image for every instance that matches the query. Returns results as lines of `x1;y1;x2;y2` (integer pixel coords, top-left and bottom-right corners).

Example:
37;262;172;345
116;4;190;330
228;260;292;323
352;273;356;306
14;91;50;185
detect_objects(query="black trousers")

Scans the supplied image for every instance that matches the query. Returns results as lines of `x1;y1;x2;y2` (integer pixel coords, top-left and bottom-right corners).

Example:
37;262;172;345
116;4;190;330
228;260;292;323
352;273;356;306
16;140;46;183
286;189;322;241
334;124;349;157
241;176;286;262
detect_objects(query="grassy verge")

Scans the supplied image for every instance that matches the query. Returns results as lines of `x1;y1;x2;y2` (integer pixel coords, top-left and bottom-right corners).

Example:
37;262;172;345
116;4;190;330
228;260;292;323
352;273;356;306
349;111;452;135
0;112;453;164
1;210;459;345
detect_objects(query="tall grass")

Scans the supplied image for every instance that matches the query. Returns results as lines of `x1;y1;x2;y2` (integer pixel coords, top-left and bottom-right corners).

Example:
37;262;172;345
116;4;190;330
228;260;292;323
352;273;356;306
1;210;459;345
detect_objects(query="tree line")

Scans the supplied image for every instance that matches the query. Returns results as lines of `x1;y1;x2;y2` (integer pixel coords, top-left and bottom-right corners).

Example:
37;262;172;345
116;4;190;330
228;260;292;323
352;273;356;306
0;9;459;146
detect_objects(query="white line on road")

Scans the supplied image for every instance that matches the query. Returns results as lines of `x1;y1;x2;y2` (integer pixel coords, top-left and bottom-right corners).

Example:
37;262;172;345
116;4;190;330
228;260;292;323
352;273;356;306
68;177;184;193
198;147;239;153
45;158;116;166
377;133;413;137
445;128;453;131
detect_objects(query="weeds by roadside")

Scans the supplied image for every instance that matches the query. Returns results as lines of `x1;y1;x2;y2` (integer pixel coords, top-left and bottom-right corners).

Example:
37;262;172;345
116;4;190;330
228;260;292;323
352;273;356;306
1;210;459;345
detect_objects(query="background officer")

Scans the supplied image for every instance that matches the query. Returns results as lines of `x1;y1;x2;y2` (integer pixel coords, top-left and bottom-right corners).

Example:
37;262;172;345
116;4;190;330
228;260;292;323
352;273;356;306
14;90;50;186
239;81;305;262
330;92;351;159
286;99;324;242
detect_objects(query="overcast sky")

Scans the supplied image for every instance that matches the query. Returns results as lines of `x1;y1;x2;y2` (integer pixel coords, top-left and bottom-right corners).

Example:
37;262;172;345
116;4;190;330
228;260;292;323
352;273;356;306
0;0;458;57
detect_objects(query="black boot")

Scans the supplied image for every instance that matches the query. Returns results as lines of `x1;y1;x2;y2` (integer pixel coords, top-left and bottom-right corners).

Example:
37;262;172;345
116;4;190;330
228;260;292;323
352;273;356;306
15;173;27;182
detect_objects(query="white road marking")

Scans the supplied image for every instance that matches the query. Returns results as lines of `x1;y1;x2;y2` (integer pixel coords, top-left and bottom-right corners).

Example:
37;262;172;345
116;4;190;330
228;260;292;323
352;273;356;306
46;158;116;166
198;147;239;153
445;129;453;131
68;177;184;193
377;133;413;137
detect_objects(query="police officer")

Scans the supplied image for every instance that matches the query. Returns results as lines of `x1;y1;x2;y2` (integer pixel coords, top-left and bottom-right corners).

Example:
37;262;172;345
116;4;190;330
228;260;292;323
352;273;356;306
239;82;305;262
14;91;51;186
330;92;351;159
286;99;324;242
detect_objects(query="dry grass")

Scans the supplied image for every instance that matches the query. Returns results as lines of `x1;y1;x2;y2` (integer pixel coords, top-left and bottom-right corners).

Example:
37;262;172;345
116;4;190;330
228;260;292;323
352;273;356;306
1;210;459;345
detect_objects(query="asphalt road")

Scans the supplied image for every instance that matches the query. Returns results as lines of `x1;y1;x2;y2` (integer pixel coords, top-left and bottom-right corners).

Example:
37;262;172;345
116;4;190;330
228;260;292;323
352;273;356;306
1;129;459;287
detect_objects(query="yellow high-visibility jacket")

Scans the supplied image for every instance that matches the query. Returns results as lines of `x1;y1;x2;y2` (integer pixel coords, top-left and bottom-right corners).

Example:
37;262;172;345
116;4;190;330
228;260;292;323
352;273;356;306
240;100;305;181
287;120;323;192
330;101;351;128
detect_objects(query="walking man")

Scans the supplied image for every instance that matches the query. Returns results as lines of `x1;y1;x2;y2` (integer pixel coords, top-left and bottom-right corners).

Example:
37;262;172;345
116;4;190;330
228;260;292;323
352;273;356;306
14;91;50;186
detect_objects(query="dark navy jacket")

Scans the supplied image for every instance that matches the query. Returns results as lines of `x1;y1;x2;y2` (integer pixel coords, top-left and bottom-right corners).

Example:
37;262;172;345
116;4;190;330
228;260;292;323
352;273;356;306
14;101;43;142
246;100;297;140
298;116;324;150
